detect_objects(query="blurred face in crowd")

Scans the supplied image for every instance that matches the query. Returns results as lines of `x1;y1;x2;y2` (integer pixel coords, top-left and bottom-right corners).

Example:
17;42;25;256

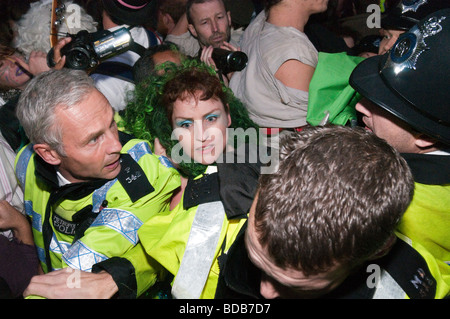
378;28;404;55
152;50;182;75
188;0;231;48
0;53;31;90
171;91;231;165
245;194;350;299
52;89;123;182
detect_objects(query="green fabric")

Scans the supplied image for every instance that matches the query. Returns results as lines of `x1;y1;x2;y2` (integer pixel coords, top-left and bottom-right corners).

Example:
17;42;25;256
307;52;365;126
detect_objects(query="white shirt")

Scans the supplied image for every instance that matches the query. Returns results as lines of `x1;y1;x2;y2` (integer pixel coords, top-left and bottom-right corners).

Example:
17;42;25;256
91;25;161;111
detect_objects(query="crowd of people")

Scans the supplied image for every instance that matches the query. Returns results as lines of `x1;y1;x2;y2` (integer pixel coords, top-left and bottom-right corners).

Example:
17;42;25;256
0;0;448;300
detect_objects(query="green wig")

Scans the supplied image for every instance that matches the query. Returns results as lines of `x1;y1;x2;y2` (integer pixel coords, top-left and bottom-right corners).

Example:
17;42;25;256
121;59;259;178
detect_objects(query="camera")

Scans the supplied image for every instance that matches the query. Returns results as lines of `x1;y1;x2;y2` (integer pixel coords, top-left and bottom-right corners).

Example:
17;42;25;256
211;48;248;74
47;27;132;70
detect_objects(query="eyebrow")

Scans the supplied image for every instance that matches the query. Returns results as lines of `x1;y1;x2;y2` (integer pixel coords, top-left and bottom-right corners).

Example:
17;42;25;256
173;108;223;122
80;112;115;145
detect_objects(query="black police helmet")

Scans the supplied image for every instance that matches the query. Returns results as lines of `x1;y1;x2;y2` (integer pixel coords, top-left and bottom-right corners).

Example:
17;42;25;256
381;0;450;31
350;8;450;145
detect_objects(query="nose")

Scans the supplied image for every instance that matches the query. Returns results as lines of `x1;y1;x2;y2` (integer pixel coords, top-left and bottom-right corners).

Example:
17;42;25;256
211;19;219;32
260;275;280;299
194;121;209;142
106;130;122;154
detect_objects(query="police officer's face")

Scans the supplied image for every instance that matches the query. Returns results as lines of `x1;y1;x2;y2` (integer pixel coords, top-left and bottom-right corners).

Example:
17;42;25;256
356;98;419;153
171;92;231;165
378;29;404;55
55;89;122;183
187;0;231;48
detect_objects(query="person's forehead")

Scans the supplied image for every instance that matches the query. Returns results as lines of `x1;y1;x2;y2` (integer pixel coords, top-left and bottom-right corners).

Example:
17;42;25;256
191;0;226;16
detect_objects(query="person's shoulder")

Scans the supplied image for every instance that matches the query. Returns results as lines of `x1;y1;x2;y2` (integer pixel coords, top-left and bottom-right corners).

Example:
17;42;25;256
122;138;177;171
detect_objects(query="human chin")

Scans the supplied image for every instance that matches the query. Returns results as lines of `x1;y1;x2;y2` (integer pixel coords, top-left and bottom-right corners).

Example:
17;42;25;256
102;158;122;179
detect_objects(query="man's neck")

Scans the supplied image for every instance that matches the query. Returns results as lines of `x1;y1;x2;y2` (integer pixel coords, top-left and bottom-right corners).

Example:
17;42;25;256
102;11;118;30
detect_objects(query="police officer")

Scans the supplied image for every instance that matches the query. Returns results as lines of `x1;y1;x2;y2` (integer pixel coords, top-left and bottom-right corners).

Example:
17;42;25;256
15;69;180;298
350;8;450;298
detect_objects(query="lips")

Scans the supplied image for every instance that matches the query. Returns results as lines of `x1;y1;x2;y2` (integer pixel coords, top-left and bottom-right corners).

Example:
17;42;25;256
105;157;120;170
198;143;215;154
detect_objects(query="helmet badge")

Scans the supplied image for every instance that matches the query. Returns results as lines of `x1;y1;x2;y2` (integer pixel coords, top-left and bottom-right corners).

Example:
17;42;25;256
382;15;446;74
401;0;428;14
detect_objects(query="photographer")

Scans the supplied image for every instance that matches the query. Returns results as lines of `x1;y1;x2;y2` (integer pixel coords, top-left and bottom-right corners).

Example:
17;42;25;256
166;0;246;83
90;0;162;111
52;0;161;112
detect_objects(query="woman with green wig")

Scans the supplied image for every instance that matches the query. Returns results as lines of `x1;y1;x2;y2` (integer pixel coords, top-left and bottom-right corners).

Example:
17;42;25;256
122;60;262;299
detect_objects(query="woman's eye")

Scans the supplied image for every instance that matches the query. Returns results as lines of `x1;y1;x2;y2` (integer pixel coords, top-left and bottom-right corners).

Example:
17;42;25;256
177;120;192;128
205;115;219;122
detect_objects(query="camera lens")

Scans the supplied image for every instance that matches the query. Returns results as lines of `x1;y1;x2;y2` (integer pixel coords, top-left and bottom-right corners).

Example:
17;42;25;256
66;47;91;70
211;48;248;74
228;52;248;72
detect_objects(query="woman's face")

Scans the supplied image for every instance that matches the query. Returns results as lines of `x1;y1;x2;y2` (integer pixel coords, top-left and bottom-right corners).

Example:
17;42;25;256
0;53;31;89
171;92;231;165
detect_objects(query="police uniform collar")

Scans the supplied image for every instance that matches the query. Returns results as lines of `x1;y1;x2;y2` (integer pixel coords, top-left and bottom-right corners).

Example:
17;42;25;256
34;154;111;200
401;152;450;185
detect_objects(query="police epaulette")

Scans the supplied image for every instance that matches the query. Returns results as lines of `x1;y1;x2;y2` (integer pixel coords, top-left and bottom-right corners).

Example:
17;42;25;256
183;173;221;210
378;238;437;299
116;153;155;202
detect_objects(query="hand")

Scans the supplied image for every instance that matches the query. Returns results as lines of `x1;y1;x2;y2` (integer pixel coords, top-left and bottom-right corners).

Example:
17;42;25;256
0;200;33;245
51;37;72;69
200;45;217;71
23;269;119;299
28;51;51;75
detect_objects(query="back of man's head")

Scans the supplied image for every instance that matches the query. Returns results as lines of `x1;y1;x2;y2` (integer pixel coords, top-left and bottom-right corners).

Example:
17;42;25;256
254;125;414;276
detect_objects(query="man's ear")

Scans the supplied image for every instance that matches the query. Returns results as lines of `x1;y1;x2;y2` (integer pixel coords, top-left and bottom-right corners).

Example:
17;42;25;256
414;133;437;150
162;12;174;28
33;143;62;166
188;23;198;38
368;235;397;260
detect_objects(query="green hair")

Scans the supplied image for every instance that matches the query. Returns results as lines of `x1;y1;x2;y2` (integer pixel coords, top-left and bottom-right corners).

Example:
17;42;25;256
121;59;259;178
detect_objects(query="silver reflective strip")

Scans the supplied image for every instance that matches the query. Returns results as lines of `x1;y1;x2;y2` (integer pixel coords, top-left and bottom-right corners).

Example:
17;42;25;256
172;201;225;299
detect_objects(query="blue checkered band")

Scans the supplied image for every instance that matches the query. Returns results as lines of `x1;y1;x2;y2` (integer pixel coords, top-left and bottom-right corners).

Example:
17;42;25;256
127;141;152;162
92;179;117;213
15;144;34;187
25;200;42;233
158;155;175;169
62;240;108;272
90;208;143;245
